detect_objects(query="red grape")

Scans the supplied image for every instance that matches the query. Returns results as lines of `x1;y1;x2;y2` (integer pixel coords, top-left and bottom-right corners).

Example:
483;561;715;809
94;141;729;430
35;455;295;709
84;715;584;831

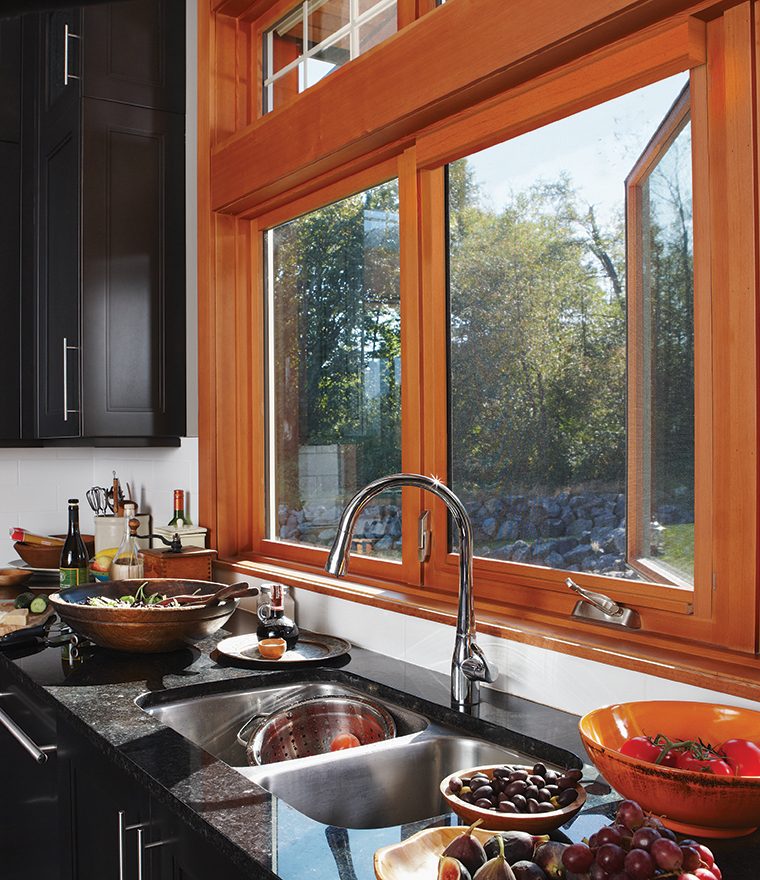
563;843;595;873
678;875;700;880
695;845;715;868
624;849;654;880
694;870;718;880
630;828;660;851
650;838;683;871
589;863;609;880
711;866;722;880
597;827;623;847
597;844;626;873
615;800;646;831
680;846;700;871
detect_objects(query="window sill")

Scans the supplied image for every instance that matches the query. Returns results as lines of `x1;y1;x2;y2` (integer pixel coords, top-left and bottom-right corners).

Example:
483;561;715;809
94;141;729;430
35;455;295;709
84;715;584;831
217;556;760;703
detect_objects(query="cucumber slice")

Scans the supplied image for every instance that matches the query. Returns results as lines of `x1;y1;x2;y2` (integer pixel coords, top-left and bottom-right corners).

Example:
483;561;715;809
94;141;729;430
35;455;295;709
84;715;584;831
14;592;34;609
29;595;49;615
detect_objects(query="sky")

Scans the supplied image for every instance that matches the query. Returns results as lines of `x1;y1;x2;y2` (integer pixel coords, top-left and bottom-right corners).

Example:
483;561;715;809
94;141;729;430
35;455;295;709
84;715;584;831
467;72;690;227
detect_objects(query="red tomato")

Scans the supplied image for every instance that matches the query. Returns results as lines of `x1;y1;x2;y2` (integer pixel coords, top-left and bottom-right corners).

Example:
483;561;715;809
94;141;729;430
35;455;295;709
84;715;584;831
329;733;361;751
675;751;733;775
719;738;760;776
620;736;660;763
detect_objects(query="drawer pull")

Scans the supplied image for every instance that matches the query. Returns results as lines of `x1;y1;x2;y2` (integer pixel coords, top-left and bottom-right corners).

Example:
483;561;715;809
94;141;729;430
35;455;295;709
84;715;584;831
0;697;55;765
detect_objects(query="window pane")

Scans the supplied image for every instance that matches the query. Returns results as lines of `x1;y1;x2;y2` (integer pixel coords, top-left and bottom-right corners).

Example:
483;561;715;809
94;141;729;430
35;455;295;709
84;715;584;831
269;8;303;78
308;0;349;49
636;120;694;581
267;181;402;558
305;34;350;89
447;73;691;581
358;3;397;54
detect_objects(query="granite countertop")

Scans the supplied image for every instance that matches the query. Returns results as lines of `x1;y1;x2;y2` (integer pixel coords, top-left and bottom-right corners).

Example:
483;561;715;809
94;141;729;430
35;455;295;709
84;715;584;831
0;612;756;879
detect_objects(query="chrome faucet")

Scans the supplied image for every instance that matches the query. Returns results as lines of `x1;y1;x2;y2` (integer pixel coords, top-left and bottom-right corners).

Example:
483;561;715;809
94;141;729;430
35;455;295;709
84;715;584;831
325;473;496;711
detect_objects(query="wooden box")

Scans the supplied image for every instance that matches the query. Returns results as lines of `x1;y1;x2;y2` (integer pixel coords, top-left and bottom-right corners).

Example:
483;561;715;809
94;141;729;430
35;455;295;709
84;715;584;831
140;547;217;581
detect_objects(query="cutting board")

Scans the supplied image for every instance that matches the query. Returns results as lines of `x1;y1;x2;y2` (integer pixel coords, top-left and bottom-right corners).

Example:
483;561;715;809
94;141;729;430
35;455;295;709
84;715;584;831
0;602;54;637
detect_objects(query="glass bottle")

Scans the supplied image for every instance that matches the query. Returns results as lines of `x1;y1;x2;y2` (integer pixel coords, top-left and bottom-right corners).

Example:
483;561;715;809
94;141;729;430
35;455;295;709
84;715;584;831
59;498;90;588
168;489;192;528
256;583;299;649
111;502;145;580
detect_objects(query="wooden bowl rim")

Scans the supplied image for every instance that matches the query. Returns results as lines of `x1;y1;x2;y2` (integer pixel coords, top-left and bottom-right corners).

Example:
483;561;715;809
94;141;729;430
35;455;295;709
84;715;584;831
579;701;760;785
440;763;586;824
49;592;238;618
374;825;495;880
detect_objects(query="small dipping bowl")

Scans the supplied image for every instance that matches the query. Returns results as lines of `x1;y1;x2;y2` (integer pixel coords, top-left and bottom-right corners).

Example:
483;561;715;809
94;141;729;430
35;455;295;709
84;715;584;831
258;637;287;660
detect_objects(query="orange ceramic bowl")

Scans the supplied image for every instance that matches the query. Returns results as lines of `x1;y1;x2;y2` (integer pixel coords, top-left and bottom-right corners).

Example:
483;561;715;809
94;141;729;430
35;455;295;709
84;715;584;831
580;701;760;838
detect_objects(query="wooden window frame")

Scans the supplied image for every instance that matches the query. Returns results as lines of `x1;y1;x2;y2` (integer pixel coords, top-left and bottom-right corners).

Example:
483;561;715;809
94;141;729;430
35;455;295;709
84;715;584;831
199;0;760;688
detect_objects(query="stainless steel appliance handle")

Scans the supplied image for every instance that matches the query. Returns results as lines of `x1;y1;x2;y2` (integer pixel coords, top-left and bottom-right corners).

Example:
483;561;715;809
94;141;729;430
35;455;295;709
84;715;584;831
117;811;126;880
121;818;149;880
63;337;79;422
0;694;56;765
63;24;80;86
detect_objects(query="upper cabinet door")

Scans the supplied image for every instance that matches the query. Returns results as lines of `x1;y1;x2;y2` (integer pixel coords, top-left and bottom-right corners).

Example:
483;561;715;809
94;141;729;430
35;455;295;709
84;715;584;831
80;97;186;439
82;0;185;113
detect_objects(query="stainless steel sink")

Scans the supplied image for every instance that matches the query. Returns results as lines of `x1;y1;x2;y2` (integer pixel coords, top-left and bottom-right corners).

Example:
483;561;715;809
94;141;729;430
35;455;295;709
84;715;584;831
137;679;560;829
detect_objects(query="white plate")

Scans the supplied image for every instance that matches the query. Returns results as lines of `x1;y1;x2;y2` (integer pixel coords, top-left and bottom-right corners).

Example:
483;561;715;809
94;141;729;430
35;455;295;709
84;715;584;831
6;559;59;578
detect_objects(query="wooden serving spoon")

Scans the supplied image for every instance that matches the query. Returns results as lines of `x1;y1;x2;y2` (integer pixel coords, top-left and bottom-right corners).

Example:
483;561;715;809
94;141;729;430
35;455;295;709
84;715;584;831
156;582;259;607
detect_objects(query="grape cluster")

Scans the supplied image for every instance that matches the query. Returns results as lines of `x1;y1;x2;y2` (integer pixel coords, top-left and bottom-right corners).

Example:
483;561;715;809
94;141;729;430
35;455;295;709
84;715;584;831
561;799;722;880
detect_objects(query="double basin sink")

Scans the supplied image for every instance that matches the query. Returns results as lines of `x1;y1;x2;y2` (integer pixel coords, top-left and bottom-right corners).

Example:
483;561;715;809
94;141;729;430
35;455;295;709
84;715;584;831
137;675;580;829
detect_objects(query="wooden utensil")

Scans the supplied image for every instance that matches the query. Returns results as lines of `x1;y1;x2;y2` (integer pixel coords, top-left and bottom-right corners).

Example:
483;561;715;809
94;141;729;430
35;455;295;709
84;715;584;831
155;582;258;607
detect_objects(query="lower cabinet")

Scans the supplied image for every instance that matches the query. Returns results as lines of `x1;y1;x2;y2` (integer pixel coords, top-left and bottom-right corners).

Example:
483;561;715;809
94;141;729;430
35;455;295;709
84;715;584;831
0;672;59;880
58;717;254;880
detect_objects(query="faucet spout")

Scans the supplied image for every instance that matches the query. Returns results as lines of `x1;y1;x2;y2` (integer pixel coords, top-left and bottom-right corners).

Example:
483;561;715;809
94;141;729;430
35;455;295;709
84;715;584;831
325;473;496;710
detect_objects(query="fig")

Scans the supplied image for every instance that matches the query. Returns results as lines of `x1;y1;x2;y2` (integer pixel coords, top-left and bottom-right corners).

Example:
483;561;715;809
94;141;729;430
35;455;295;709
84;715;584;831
439;856;473;880
442;821;488;875
511;862;548;880
484;832;549;864
473;832;517;880
534;841;569;880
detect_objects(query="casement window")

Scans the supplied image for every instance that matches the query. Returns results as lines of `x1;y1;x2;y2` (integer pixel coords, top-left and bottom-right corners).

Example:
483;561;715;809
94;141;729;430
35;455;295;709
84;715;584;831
202;0;760;686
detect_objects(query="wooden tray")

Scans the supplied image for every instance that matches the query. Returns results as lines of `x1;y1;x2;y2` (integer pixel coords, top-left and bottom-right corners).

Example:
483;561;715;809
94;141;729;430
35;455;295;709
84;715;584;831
374;826;494;880
0;602;54;638
215;629;351;666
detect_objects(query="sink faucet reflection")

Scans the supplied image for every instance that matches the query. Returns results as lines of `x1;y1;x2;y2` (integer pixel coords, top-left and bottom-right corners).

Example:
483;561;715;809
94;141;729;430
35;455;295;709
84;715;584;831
325;474;496;711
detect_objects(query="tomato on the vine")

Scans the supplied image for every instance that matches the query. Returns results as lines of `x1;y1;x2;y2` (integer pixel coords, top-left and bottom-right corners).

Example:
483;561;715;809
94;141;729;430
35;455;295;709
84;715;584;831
720;738;760;776
675;751;733;775
620;736;660;763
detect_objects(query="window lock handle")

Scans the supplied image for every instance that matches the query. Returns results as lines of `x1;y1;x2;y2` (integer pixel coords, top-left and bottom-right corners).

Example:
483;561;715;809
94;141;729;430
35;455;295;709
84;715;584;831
566;578;641;630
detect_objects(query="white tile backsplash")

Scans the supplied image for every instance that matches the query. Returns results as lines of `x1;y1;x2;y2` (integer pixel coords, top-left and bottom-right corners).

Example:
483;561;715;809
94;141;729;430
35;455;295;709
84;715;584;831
0;438;199;562
217;568;760;718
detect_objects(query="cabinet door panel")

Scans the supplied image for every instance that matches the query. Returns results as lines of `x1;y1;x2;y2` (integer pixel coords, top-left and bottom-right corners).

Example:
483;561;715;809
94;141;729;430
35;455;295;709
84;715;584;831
83;0;185;113
81;97;185;438
37;101;81;439
0;18;21;143
58;717;147;880
0;141;22;440
0;677;59;880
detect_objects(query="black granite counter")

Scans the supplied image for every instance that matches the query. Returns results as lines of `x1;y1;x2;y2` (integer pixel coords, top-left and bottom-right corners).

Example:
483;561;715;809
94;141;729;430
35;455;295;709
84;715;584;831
0;615;755;878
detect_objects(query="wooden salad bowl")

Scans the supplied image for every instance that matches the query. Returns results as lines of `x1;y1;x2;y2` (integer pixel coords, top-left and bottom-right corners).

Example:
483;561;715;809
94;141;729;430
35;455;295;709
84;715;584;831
49;578;239;653
14;534;95;569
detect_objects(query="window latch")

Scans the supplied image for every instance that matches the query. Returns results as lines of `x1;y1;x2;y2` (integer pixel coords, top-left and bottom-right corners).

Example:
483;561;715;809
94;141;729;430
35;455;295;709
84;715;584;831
418;510;431;563
566;578;641;630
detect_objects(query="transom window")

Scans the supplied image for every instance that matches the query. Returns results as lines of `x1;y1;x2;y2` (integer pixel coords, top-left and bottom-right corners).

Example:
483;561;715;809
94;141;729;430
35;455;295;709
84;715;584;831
263;0;398;113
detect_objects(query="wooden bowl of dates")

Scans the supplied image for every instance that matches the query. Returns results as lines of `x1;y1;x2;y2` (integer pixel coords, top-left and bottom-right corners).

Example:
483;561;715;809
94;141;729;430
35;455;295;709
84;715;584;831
440;763;586;833
49;578;238;653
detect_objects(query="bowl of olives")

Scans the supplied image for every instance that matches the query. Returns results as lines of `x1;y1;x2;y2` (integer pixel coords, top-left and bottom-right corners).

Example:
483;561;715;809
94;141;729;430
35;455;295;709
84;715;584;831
440;762;587;833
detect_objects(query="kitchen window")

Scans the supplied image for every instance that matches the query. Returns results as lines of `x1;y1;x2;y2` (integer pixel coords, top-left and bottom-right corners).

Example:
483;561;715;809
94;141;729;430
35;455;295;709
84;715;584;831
263;0;398;113
264;179;403;559
202;0;760;691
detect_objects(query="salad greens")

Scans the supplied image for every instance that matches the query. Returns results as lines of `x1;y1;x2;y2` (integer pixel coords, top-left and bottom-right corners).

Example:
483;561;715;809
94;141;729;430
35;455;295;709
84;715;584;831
85;582;190;608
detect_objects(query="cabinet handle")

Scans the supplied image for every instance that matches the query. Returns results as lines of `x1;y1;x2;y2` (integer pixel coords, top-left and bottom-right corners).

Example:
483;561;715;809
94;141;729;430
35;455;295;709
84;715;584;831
63;24;80;86
138;827;177;880
62;337;79;422
119;815;149;880
0;694;56;765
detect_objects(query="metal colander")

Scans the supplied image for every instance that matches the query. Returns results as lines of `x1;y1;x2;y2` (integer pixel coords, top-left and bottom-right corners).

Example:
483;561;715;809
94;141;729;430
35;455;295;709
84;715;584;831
245;695;396;766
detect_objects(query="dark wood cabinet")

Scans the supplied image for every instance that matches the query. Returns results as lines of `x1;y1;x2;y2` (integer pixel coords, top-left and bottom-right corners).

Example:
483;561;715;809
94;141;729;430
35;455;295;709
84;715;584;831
83;0;185;113
33;2;185;442
0;2;185;445
81;97;185;438
0;669;59;880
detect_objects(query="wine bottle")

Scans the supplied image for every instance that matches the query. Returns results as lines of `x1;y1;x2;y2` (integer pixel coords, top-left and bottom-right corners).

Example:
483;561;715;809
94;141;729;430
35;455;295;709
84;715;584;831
256;583;299;649
59;499;90;588
168;489;192;528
